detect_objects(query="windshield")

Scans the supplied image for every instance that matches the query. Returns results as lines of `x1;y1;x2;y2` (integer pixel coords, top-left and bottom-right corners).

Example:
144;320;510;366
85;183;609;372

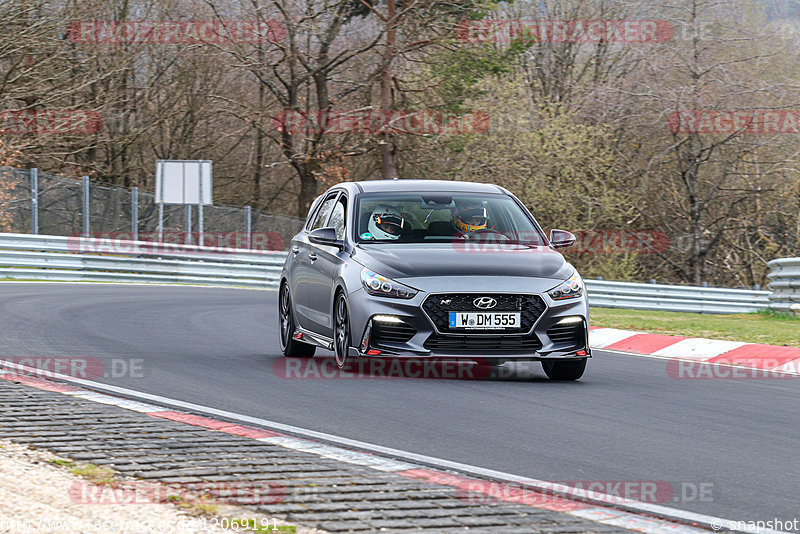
355;192;546;245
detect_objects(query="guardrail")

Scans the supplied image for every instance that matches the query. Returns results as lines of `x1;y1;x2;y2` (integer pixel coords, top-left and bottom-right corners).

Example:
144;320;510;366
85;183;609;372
0;233;285;288
0;232;780;313
585;280;769;314
767;257;800;314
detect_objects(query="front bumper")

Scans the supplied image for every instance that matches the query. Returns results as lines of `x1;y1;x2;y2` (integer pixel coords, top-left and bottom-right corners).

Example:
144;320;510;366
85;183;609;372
346;276;590;361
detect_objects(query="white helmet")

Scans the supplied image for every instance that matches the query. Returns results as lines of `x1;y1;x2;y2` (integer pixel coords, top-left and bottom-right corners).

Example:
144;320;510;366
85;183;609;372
366;205;404;240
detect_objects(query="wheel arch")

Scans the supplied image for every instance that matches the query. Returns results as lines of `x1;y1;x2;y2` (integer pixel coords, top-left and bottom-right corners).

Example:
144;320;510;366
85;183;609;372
332;283;348;316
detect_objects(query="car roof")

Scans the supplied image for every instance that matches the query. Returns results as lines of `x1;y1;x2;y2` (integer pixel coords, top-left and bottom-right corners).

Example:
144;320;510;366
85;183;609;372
338;179;506;195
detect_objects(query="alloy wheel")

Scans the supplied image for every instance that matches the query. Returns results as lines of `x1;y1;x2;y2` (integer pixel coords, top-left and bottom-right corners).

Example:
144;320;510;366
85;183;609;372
334;294;350;369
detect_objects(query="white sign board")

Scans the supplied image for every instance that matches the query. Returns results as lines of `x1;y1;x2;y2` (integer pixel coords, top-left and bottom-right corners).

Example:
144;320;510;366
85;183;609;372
155;160;212;205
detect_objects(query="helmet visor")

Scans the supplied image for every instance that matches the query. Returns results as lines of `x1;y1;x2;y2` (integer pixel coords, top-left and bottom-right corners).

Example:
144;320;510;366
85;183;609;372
373;213;403;235
457;207;488;227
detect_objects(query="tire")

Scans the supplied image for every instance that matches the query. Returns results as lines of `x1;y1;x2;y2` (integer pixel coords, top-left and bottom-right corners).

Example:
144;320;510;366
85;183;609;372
333;291;351;369
541;359;586;381
279;283;315;358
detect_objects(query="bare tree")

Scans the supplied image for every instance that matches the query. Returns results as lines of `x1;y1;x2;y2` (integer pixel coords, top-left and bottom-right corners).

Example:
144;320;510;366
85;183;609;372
621;0;800;285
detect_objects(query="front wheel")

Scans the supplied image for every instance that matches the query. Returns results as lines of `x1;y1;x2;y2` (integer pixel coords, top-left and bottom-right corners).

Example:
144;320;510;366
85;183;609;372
542;359;586;381
333;292;351;369
279;283;315;358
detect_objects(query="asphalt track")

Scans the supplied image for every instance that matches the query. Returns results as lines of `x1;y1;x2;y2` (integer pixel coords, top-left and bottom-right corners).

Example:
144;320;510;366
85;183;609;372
0;283;797;526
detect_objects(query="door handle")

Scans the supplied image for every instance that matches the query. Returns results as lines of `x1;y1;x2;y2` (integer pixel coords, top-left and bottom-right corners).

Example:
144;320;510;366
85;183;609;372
308;253;317;262
291;246;300;254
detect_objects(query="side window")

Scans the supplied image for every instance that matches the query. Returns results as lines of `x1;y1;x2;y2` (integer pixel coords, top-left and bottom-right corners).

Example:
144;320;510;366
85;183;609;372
304;196;323;230
328;195;347;240
310;193;338;231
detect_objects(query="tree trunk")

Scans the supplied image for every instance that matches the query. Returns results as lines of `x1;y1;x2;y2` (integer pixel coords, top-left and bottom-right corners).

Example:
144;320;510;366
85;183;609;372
380;0;398;180
297;165;317;217
253;77;265;207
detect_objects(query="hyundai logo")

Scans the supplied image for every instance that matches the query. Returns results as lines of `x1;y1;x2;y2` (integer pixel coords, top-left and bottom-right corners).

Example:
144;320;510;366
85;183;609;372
473;297;497;309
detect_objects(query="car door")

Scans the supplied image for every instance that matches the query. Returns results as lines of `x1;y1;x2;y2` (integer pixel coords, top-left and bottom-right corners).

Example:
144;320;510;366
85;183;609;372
292;192;338;330
306;191;348;337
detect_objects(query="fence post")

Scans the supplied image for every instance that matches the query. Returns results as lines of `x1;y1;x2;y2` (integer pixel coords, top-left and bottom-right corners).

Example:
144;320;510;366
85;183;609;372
30;168;38;235
131;186;138;242
157;203;164;242
82;176;90;237
244;206;252;249
184;204;192;245
157;161;164;243
198;204;204;248
198;165;204;247
197;204;204;247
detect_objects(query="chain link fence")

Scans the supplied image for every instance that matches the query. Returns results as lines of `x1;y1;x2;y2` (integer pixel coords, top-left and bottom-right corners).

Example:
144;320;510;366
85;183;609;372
0;166;303;250
0;167;32;234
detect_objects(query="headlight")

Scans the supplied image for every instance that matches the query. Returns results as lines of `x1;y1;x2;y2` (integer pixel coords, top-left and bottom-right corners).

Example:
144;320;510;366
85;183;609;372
548;273;583;300
360;268;418;299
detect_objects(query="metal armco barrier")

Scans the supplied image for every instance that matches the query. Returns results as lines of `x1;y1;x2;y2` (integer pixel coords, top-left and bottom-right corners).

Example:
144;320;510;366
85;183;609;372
0;233;781;312
766;257;800;314
0;233;285;288
584;280;770;314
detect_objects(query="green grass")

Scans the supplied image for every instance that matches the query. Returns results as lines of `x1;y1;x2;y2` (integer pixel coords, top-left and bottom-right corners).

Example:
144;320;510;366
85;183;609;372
69;463;116;485
590;307;800;347
49;459;76;467
180;498;219;516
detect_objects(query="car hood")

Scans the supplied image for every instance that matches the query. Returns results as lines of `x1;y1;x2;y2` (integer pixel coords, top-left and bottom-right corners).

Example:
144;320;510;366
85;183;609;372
351;243;573;282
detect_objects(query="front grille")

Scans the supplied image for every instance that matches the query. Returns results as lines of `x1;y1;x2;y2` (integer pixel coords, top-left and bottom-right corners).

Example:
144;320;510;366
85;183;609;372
421;293;546;334
546;321;585;347
424;333;542;353
372;321;416;346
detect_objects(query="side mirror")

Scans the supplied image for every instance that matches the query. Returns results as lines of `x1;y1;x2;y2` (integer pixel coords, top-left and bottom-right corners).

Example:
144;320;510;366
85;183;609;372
549;229;576;249
309;227;344;248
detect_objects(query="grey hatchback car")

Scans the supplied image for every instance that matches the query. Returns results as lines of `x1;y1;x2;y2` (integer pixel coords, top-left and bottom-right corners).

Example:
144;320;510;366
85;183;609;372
279;179;590;380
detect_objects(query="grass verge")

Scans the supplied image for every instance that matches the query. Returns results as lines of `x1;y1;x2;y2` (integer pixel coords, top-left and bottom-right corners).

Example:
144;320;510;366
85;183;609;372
590;307;800;347
69;463;116;485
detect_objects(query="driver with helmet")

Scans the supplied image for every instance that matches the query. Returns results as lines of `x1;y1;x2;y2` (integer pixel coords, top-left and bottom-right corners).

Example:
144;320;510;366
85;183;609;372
366;205;405;240
452;201;490;236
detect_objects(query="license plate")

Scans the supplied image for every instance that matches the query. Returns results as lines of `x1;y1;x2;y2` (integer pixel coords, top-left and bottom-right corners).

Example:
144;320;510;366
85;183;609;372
448;312;521;329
